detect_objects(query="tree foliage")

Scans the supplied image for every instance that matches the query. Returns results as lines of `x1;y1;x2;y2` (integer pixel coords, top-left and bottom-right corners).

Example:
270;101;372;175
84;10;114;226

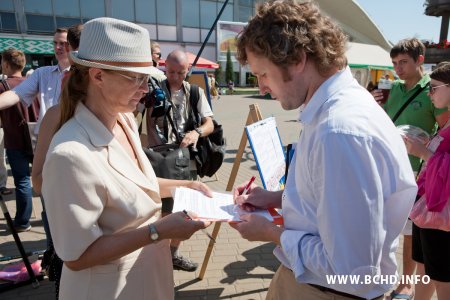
225;47;234;83
215;61;223;85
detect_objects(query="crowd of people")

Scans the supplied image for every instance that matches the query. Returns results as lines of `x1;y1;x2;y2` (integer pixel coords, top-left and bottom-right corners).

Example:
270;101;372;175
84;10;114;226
0;0;448;299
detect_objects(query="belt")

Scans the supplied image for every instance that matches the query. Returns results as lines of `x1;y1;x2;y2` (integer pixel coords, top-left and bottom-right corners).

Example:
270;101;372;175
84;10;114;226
308;284;383;300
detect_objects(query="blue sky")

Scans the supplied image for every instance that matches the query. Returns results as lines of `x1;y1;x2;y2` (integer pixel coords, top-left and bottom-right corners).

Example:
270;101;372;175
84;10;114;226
356;0;443;44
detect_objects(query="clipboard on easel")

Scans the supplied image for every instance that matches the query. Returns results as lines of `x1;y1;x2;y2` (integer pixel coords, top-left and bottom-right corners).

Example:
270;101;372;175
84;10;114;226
245;117;286;191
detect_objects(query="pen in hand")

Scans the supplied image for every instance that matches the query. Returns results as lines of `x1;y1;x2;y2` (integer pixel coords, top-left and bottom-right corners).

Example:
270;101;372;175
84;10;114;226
183;210;216;243
238;176;257;211
241;176;256;195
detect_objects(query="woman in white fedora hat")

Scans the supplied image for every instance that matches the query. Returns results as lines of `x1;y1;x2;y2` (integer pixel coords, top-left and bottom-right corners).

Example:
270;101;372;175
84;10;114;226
41;17;211;299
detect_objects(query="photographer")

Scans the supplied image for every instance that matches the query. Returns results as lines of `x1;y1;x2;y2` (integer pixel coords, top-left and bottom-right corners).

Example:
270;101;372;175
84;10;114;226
144;50;214;272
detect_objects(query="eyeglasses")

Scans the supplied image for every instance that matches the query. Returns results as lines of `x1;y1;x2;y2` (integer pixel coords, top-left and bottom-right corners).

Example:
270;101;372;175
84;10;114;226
153;52;162;59
107;70;149;87
429;83;449;94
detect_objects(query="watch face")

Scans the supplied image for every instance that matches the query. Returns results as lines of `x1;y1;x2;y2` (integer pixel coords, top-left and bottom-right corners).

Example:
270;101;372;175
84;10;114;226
149;224;159;241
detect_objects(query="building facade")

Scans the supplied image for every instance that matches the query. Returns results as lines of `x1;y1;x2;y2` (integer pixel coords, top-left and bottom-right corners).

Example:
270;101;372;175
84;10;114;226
0;0;260;71
1;0;394;86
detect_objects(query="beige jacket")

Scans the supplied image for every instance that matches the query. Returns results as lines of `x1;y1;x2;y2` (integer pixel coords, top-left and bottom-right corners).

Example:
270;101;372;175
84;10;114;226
42;103;173;299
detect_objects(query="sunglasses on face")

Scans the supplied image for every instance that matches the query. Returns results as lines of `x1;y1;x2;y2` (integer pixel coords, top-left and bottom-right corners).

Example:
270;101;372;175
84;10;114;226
153;52;161;59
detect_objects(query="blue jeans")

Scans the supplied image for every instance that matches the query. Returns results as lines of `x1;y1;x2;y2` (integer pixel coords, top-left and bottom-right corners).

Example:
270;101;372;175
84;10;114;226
6;149;32;228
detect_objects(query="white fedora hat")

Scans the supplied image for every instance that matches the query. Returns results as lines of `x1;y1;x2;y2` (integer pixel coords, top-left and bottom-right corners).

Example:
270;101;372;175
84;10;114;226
70;17;152;74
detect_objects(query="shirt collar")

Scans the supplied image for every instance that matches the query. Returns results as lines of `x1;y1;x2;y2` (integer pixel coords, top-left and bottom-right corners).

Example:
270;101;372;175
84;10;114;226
417;73;430;88
398;73;430;92
51;64;71;74
299;66;354;125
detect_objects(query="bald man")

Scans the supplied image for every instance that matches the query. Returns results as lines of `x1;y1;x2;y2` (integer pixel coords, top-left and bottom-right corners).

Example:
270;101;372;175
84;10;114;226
152;50;213;147
146;50;214;272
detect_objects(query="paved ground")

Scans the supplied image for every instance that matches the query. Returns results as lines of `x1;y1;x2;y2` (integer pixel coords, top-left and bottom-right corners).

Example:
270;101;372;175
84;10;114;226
0;94;433;299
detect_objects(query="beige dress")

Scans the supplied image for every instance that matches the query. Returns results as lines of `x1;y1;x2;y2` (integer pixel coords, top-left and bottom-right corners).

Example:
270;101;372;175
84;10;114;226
42;103;173;299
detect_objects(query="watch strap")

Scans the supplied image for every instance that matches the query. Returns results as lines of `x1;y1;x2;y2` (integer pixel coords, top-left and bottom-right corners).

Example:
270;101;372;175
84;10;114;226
194;127;202;137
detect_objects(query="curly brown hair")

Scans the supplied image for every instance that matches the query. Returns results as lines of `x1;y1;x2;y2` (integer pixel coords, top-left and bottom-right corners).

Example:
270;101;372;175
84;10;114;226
236;0;347;77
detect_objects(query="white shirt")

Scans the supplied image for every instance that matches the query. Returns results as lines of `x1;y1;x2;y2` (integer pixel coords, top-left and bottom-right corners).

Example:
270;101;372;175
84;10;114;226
277;67;417;298
13;65;69;133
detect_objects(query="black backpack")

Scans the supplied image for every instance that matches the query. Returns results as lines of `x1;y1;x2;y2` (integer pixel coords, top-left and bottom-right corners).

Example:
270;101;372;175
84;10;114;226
188;85;226;177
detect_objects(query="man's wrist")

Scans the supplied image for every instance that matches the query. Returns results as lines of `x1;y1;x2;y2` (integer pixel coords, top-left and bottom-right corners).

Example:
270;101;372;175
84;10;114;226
193;127;203;137
268;224;284;245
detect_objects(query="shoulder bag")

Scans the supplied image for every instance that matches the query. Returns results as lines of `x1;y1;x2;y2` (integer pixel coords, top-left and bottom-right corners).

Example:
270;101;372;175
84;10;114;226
188;84;226;178
140;78;191;180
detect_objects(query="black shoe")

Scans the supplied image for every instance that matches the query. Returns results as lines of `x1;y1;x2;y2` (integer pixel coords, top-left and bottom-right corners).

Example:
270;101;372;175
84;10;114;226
172;254;198;272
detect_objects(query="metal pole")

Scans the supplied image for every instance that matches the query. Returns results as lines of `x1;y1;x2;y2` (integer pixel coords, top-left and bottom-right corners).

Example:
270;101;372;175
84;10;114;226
186;0;230;80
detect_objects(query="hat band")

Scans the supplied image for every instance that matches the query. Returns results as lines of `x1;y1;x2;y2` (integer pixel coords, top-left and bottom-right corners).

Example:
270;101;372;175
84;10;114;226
91;60;152;67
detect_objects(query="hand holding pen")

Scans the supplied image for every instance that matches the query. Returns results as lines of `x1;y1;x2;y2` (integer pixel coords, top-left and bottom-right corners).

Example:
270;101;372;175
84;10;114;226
234;176;258;212
241;176;256;196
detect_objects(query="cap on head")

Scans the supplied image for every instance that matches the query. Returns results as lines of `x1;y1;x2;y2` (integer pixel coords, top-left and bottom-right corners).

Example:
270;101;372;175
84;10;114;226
70;17;152;74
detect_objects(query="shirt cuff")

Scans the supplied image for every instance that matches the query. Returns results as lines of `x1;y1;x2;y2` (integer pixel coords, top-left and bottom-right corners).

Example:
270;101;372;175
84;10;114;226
280;229;311;280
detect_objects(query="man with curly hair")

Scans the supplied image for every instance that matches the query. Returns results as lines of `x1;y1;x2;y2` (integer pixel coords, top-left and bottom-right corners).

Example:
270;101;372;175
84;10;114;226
231;1;417;299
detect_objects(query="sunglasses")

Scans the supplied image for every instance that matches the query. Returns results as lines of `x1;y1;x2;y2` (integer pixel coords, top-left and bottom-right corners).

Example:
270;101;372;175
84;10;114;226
429;83;449;94
153;52;162;59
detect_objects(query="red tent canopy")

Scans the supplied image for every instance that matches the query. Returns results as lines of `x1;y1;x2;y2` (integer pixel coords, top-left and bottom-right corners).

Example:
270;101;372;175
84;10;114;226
159;51;219;69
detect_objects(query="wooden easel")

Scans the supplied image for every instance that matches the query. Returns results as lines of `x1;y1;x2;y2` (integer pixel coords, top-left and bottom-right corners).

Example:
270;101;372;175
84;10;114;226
198;103;263;279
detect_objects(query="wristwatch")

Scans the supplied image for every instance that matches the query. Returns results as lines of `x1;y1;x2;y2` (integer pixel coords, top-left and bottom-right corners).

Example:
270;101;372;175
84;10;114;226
194;127;203;137
148;224;159;241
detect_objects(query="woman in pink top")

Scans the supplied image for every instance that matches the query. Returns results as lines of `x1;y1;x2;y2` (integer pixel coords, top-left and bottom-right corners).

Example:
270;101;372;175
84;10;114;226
405;62;450;300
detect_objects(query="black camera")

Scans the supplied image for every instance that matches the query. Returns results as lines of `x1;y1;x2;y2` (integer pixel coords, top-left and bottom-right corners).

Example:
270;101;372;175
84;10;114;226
145;77;171;118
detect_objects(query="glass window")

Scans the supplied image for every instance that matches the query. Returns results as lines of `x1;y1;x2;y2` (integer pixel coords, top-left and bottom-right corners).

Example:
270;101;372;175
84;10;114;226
240;0;253;6
0;0;14;11
54;0;80;17
56;17;81;28
136;0;156;23
80;0;105;19
218;3;233;22
182;0;199;27
24;0;52;14
26;14;54;32
200;1;216;29
156;0;176;26
112;0;134;21
1;12;17;31
238;6;253;22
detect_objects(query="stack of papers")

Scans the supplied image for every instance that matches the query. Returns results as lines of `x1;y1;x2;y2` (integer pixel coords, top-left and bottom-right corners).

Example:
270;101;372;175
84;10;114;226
172;187;275;222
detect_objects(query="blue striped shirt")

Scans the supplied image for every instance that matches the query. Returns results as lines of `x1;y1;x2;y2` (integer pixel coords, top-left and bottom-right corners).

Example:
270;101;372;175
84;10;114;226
13;65;69;134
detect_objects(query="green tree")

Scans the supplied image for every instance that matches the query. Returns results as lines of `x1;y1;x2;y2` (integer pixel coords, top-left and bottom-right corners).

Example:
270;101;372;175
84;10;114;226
214;61;223;86
225;47;234;83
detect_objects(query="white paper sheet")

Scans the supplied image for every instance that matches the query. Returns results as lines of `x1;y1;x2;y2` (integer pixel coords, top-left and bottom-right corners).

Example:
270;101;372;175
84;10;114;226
172;187;274;222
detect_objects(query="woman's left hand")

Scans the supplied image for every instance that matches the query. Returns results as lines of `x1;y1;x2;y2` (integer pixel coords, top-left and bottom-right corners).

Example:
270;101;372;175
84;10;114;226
404;135;431;160
187;181;213;197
